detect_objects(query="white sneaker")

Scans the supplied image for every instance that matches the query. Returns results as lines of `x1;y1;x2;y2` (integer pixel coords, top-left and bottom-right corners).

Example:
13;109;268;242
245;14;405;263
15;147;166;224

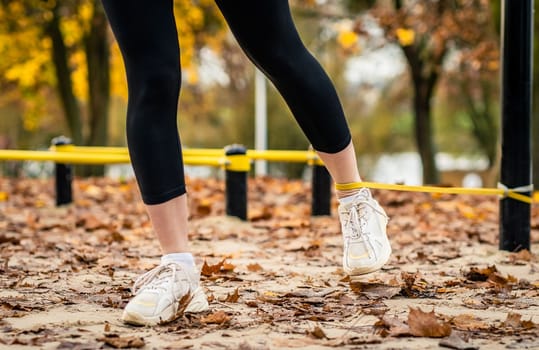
338;188;391;277
122;260;209;326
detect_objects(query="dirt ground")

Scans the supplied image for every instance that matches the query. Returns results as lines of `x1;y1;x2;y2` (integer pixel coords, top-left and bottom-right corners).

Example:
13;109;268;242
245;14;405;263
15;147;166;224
1;176;539;350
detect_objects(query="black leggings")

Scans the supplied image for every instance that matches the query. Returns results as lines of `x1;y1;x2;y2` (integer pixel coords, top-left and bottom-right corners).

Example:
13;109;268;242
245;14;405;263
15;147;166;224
101;0;352;205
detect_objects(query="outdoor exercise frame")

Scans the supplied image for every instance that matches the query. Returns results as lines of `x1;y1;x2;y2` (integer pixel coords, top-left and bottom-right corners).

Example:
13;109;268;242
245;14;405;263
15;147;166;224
499;0;534;252
0;1;535;251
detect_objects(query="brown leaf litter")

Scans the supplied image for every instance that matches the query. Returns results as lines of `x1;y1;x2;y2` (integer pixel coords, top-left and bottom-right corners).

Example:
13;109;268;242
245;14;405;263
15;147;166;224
0;176;538;349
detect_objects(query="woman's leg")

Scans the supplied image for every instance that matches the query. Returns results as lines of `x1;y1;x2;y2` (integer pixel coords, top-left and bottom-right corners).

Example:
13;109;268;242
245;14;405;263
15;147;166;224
101;0;207;326
215;0;352;157
215;0;391;276
215;0;359;189
101;0;189;252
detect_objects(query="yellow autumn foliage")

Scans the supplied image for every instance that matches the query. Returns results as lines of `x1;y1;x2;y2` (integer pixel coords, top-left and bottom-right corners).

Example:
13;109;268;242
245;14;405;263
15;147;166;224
110;44;128;100
0;3;56;130
0;0;227;133
337;30;359;50
395;28;416;47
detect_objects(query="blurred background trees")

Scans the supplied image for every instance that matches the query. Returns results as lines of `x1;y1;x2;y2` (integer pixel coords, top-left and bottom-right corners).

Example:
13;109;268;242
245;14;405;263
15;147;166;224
0;0;535;186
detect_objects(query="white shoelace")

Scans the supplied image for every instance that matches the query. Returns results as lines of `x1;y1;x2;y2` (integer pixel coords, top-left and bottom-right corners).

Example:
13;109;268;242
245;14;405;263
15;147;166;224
343;203;369;240
132;262;188;299
341;196;388;259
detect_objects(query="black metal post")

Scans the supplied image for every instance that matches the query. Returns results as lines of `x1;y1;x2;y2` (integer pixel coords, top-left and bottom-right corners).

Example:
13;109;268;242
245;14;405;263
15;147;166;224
311;164;331;216
499;0;533;251
225;144;248;220
51;136;73;206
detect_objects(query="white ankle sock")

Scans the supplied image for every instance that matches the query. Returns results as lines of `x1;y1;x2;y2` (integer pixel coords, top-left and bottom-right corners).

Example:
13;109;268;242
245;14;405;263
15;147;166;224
161;252;195;267
338;188;370;205
338;194;358;205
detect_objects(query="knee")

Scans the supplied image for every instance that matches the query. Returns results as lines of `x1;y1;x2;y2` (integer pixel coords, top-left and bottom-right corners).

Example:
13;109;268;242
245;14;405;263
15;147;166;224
126;64;181;132
131;64;181;104
247;41;308;79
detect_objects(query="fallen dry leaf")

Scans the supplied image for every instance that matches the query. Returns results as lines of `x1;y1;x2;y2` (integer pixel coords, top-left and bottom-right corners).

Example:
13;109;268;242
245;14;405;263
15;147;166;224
374;315;411;337
449;314;489;331
503;312;537;329
461;298;489;310
176;292;193;317
508;249;536;264
201;259;235;277
439;332;479;350
223;288;240;303
464;265;497;282
1;176;537;349
222;261;236;272
350;281;401;299
201;259;224;276
97;334;145;349
246;263;263;272
0;234;19;245
408;307;452;338
57;341;103;350
307;325;327;339
200;310;231;325
503;312;522;328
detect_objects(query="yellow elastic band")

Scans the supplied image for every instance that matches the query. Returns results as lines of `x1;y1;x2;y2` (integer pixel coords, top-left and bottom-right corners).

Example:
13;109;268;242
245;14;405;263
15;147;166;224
335;181;533;204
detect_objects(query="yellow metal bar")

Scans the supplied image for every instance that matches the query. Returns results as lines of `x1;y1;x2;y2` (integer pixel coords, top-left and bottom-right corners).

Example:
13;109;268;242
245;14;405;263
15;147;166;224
184;156;226;167
3;148;535;204
50;146;324;165
50;145;128;154
247;150;323;165
225;154;251;172
183;148;225;157
0;150;226;167
51;145;226;157
0;150;130;164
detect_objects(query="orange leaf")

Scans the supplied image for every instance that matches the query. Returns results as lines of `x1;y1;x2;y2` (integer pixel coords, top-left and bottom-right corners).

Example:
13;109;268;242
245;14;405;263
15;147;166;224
307;326;327;339
201;259;224;277
222;261;235;272
97;334;145;349
503;313;522;328
509;249;536;263
247;263;263;272
201;310;231;324
408;308;452;338
223;288;240;303
450;314;489;331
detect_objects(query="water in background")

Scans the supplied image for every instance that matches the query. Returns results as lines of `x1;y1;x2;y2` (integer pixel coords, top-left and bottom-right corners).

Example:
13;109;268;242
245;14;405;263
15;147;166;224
366;152;488;187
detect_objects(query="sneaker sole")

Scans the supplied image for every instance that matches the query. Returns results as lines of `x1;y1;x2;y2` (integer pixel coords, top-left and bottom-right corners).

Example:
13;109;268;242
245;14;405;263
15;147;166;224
122;286;209;326
346;245;392;279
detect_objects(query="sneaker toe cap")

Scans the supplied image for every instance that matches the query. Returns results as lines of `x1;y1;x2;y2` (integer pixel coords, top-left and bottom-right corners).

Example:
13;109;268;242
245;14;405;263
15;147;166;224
125;292;164;317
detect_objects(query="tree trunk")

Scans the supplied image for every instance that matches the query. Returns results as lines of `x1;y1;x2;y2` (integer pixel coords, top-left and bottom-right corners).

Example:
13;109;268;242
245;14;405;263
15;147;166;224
533;8;539;192
45;4;83;145
403;45;440;184
462;79;498;167
413;79;439;184
81;0;111;176
533;87;538;192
